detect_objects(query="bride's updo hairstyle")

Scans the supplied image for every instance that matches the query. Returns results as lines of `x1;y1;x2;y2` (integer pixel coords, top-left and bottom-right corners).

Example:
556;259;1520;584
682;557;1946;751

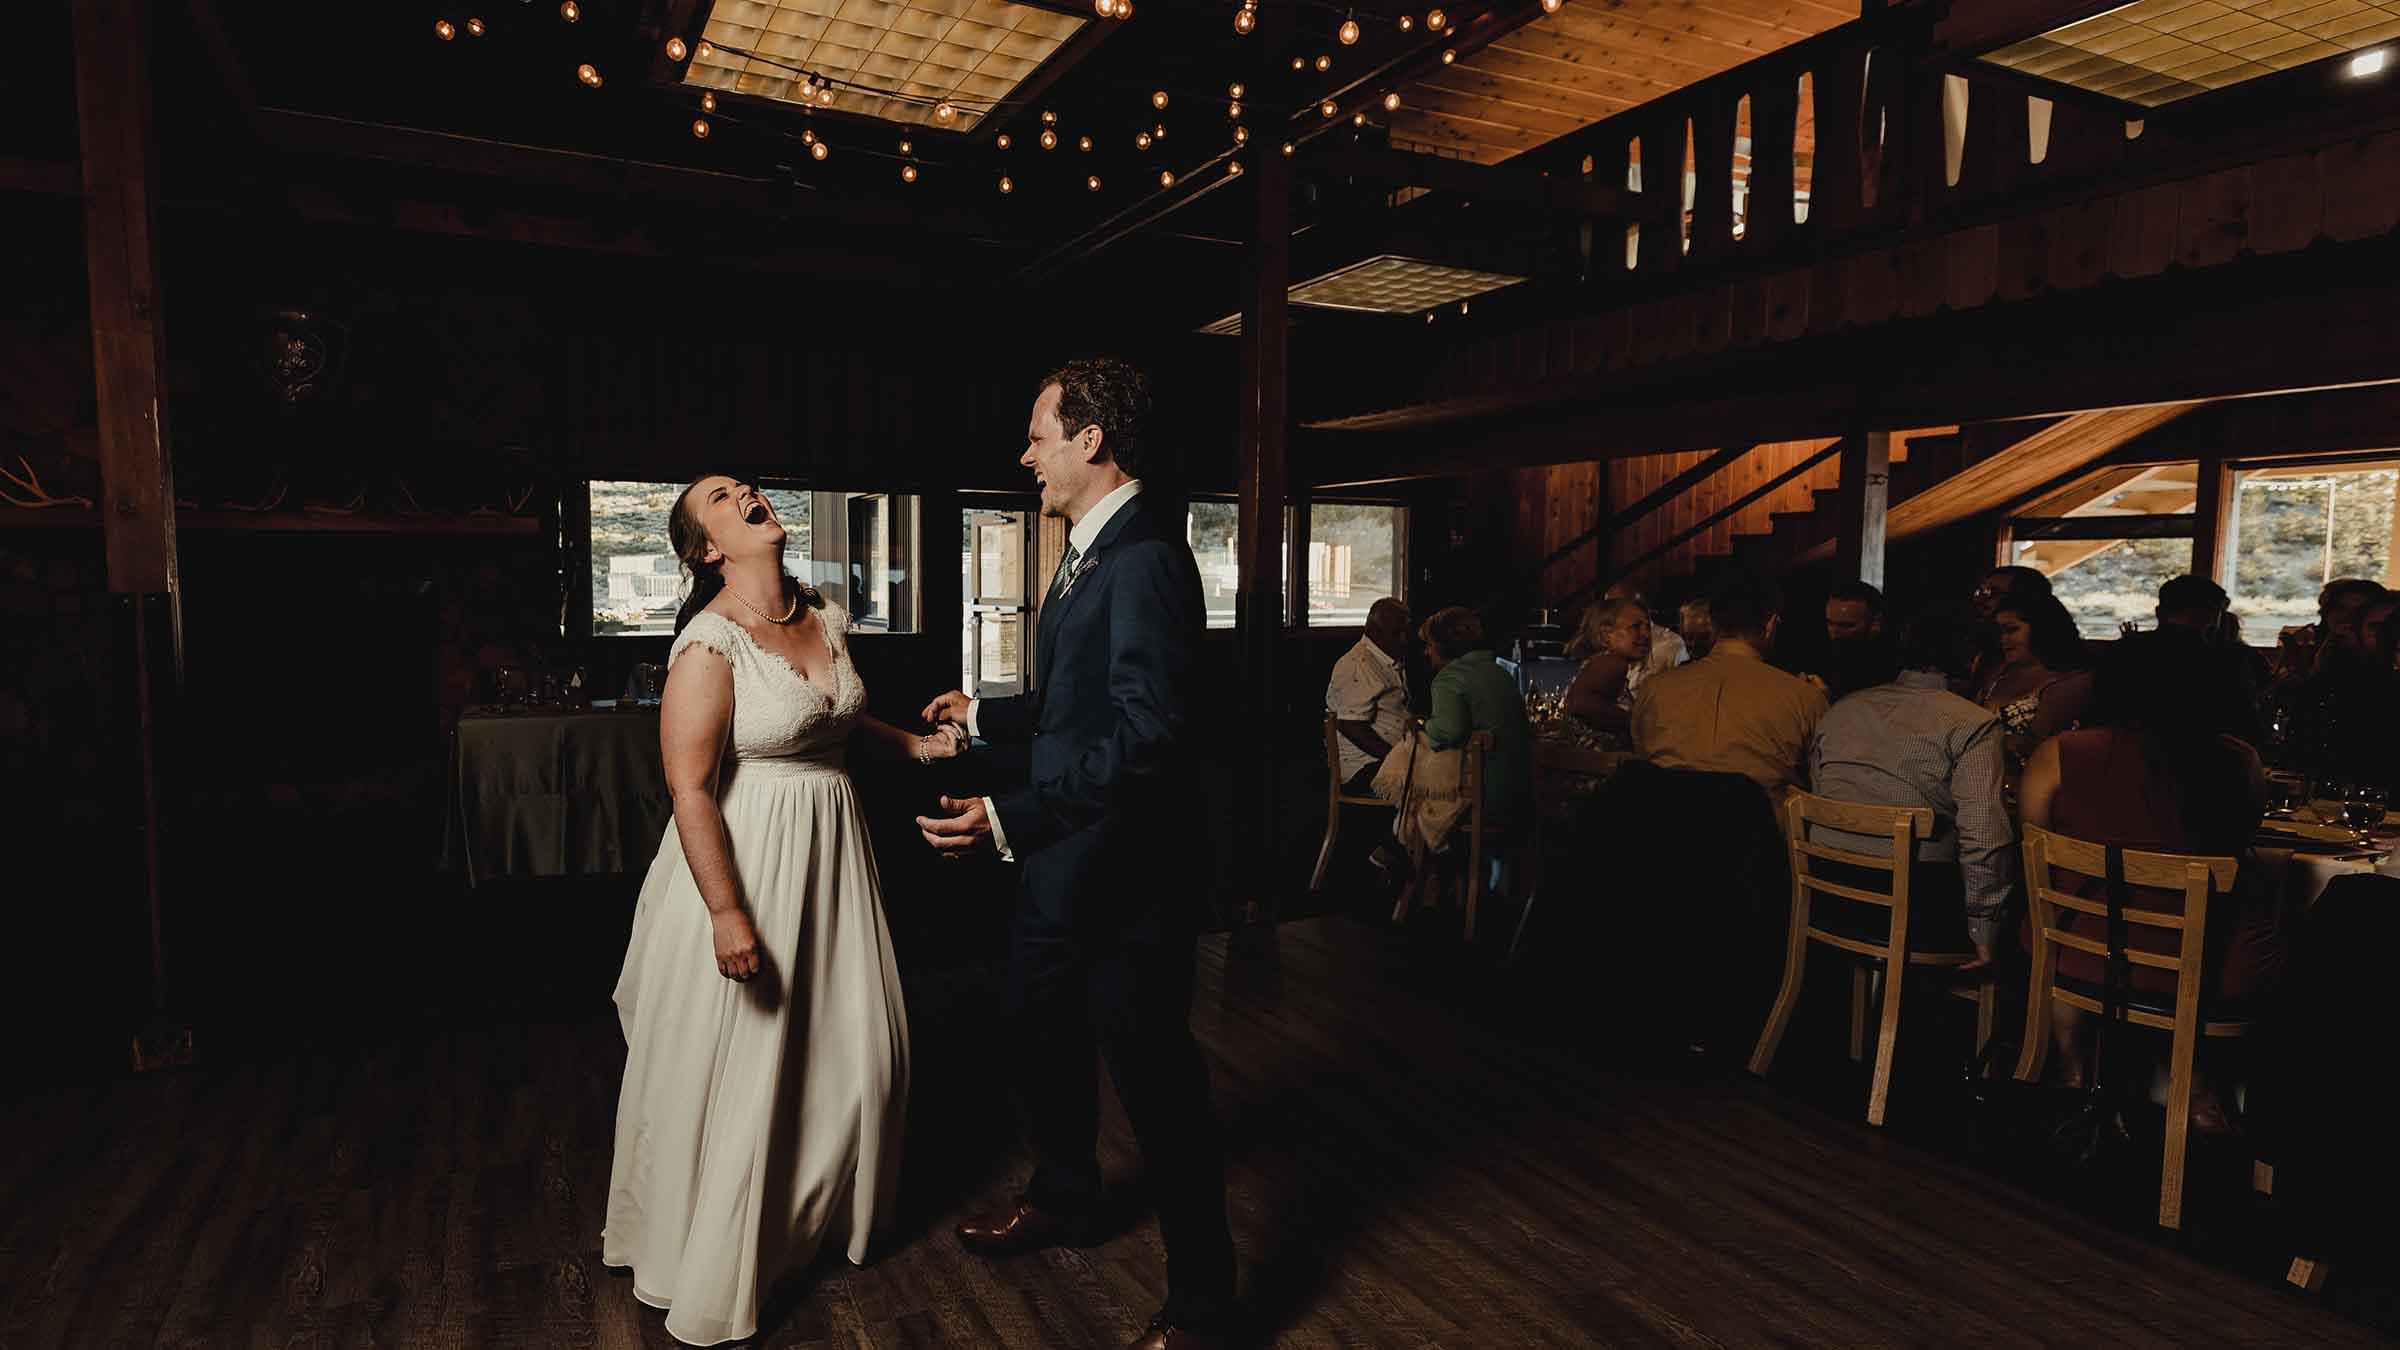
668;474;821;636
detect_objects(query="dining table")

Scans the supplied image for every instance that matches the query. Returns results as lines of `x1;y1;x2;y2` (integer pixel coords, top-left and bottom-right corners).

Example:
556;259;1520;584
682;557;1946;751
2255;803;2400;908
444;702;672;886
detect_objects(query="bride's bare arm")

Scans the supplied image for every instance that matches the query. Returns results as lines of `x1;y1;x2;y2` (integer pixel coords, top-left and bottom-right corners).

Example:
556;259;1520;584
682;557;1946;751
660;647;758;981
855;713;964;764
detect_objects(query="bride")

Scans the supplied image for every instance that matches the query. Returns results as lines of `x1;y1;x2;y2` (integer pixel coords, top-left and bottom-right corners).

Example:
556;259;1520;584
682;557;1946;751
604;474;959;1346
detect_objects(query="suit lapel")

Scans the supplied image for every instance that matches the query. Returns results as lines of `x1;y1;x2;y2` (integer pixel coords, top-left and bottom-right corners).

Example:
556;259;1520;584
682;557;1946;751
1032;496;1151;717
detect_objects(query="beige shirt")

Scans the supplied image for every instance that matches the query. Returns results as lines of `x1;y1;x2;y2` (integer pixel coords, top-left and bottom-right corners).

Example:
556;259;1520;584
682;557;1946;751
1326;636;1411;781
1631;645;1830;795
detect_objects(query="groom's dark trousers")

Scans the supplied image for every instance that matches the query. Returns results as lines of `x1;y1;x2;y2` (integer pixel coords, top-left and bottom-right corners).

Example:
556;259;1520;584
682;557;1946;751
973;494;1236;1325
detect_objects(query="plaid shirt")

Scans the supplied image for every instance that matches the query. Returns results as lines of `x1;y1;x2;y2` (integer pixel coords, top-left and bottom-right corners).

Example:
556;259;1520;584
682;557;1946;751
1807;671;2017;947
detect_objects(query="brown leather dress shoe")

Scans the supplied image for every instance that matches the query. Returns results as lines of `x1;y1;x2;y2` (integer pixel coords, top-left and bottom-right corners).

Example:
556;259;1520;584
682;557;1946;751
1125;1318;1226;1350
954;1201;1086;1258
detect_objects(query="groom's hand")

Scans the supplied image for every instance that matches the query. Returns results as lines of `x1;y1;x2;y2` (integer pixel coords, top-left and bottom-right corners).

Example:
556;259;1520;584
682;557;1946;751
920;690;971;728
916;795;991;856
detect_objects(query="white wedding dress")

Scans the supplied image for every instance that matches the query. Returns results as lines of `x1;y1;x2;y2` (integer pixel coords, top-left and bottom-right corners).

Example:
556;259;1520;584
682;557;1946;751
604;604;909;1347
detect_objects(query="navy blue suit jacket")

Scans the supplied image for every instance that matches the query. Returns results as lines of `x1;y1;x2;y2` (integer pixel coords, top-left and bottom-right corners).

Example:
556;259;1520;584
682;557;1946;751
977;494;1204;939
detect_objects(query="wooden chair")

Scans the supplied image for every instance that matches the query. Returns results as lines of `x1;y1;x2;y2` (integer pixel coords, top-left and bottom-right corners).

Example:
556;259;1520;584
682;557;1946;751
1308;713;1397;892
1515;741;1617;961
1385;730;1506;941
1750;792;1997;1128
2014;824;2250;1231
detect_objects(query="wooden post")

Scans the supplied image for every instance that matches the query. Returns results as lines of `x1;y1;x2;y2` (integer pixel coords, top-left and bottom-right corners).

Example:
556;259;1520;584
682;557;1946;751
75;0;186;1061
2191;453;2232;585
1235;38;1292;922
1834;431;1891;588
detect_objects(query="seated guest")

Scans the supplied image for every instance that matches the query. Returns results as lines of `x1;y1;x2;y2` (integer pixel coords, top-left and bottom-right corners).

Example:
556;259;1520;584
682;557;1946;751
1325;597;1413;796
2268;578;2396;789
2018;632;2285;1125
1420;606;1533;828
1678;596;1715;660
2151;574;2264;746
1968;564;2054;685
1807;613;2014;964
1975;591;2091;795
1601;579;1686;699
1824;580;1885;642
1561;596;1653;743
1633;571;1828;799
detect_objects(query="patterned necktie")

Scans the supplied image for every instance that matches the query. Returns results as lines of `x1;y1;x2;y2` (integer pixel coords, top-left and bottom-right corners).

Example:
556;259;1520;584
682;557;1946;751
1053;544;1084;601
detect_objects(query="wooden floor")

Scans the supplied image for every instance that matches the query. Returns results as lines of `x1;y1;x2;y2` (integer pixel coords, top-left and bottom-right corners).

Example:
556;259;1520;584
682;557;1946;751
0;916;2377;1349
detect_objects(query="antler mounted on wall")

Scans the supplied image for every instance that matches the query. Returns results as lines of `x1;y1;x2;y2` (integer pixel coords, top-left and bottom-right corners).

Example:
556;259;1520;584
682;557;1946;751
0;455;93;510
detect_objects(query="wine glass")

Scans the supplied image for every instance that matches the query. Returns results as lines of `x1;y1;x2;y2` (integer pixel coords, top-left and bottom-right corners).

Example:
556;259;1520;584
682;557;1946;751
2263;769;2306;819
2342;784;2389;847
496;665;527;711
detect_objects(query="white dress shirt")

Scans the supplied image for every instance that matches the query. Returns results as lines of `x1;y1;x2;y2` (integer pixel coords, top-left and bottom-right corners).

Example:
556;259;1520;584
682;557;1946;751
1623;627;1687;707
1325;636;1410;782
970;478;1144;861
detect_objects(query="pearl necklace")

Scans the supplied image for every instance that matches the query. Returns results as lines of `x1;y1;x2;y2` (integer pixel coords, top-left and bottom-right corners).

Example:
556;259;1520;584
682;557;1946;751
726;577;800;625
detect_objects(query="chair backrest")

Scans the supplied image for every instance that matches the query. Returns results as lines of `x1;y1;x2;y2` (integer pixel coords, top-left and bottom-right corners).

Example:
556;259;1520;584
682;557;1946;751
1462;730;1493;829
1783;791;1934;909
2020;823;2237;988
1320;712;1343;777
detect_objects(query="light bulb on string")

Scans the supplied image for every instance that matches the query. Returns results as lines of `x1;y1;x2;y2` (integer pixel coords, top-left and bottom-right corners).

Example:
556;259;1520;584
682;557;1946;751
434;19;455;40
691;118;710;138
1291;56;1305;70
665;36;687;60
465;17;485;37
1353;111;1367;126
902;164;918;182
811;140;829;161
1228;158;1244;175
701;91;717;112
999;175;1014;193
1383;92;1401;111
818;87;835;106
1282;141;1295;155
1136;131;1152;149
1040;129;1058;149
1154;123;1167;139
899;138;913;155
1095;0;1116;14
1398;14;1413;30
1116;0;1132;17
1078;134;1093;151
1041;110;1058;125
1316;54;1332;71
1427;9;1446;31
1152;90;1169;109
996;133;1012;149
1228;101;1242;119
696;41;712;58
577;63;602;87
1088;174;1102;190
559;0;578;20
936;102;956;122
1542;0;1563;10
1233;125;1250;144
1320;99;1338;117
1340;16;1360;44
1233;7;1255;33
1229;82;1245;99
1441;48;1456;63
1159;169;1175;187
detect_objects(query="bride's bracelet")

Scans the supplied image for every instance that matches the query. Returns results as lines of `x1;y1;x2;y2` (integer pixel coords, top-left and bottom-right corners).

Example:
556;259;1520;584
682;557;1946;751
916;736;934;765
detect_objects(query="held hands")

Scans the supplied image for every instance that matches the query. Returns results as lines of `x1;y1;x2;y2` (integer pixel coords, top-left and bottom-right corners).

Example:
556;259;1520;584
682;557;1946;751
920;689;972;729
916;795;992;857
712;908;761;982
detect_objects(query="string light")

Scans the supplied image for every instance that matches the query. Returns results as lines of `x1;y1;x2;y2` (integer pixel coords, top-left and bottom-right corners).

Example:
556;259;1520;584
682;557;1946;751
559;0;578;20
665;36;687;60
1040;129;1059;149
1042;110;1058;125
818;87;835;106
1383;91;1402;111
1282;141;1295;155
1229;82;1246;99
1153;90;1169;109
1316;54;1332;71
902;164;918;182
1542;0;1563;10
811;140;829;161
1233;125;1250;144
434;19;455;40
696;41;712;59
1291;56;1306;70
1340;14;1360;44
1159;169;1176;187
1116;0;1133;16
1234;6;1255;33
899;138;913;154
1154;123;1167;139
1441;48;1456;63
999;175;1014;193
1228;101;1242;119
701;91;716;112
577;63;602;87
1426;9;1446;31
1228;159;1244;175
1088;174;1102;190
1078;134;1094;151
1353;110;1367;126
1096;0;1118;14
1137;130;1153;149
996;133;1012;149
465;17;485;37
936;102;957;122
1320;99;1338;117
1399;14;1414;30
691;118;710;138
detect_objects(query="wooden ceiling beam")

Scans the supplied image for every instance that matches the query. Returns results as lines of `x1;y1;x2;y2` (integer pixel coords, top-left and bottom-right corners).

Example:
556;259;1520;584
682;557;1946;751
1312;142;1628;216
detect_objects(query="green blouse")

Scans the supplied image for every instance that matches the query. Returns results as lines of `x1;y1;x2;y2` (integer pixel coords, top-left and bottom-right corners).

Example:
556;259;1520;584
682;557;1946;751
1426;649;1533;826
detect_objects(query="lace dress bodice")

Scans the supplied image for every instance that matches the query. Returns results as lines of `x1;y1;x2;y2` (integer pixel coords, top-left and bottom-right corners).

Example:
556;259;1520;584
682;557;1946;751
668;604;866;770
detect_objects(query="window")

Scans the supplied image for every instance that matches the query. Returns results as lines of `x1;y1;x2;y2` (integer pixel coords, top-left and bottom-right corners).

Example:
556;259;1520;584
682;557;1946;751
1188;500;1242;630
1307;503;1406;626
2009;463;2199;638
588;480;918;636
2225;461;2400;640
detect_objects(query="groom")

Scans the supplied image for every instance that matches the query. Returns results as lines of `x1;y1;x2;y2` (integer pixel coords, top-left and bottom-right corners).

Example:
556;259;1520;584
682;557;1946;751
918;358;1236;1350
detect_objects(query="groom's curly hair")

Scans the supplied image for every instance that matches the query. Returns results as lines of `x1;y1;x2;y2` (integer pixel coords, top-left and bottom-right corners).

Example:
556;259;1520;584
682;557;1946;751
1042;358;1151;480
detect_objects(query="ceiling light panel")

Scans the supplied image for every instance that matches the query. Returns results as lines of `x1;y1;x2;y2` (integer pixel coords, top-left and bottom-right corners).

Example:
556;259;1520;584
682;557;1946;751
1980;0;2400;107
1287;255;1526;314
686;0;1085;131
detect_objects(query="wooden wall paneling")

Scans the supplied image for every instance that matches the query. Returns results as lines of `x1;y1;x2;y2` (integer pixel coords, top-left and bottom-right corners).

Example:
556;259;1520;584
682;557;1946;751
2318;131;2400;242
2043;198;2113;292
2176;167;2251;270
2245;153;2322;256
2037;96;2125;181
1748;69;1800;256
1809;42;1867;235
1995;211;2051;302
1694;279;1736;354
1956;77;2024;201
1767;265;1812;340
2108;181;2183;279
1690;91;1741;267
1896;236;1941;320
1946;222;2001;311
1847;247;1899;327
1805;256;1849;336
1729;274;1771;348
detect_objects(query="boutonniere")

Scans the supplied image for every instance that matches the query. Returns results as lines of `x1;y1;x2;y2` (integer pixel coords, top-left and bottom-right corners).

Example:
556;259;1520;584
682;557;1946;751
1057;549;1097;598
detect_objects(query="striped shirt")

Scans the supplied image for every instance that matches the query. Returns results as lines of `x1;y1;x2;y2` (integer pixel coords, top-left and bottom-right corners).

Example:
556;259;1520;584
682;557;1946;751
1806;671;2017;947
